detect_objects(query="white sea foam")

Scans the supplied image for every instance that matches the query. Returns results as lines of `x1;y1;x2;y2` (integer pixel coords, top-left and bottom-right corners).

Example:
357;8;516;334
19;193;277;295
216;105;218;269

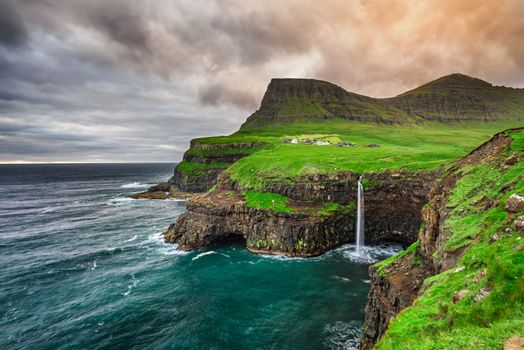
160;244;189;256
323;321;362;350
258;253;309;261
339;243;403;264
332;275;351;282
124;273;140;296
192;251;217;261
124;235;139;243
146;232;165;245
147;232;189;256
107;197;136;204
120;182;149;189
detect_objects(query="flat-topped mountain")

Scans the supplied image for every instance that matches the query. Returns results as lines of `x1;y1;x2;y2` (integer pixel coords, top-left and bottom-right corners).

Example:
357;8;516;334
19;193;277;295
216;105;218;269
241;74;524;129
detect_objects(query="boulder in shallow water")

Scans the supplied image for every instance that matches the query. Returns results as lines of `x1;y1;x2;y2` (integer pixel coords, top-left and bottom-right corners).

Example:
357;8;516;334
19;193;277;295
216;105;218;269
130;191;169;199
148;182;172;192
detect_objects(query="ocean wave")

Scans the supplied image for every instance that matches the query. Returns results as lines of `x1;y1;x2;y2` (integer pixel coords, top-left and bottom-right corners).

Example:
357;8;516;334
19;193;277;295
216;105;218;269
323;321;362;350
107;197;136;204
124;235;139;243
123;273;140;296
120;182;150;189
332;275;351;282
146;232;189;256
192;251;217;261
257;253;310;261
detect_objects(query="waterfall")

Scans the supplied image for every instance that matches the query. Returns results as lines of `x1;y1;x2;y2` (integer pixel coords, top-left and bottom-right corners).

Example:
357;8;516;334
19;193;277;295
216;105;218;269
355;176;365;254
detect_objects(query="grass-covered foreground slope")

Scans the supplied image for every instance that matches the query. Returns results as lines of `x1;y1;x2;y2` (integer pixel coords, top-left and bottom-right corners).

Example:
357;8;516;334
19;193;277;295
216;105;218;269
375;129;524;349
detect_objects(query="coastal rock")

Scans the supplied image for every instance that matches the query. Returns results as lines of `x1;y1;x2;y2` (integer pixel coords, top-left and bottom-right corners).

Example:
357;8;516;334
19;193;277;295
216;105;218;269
473;286;492;303
452;289;470;303
516;215;524;234
504;153;518;166
360;249;431;349
130;191;169;199
165;190;354;256
219;170;433;244
506;194;524;214
148;182;171;192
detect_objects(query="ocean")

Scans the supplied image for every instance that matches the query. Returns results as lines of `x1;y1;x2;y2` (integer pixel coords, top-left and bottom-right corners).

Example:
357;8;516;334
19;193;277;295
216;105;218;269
0;164;400;350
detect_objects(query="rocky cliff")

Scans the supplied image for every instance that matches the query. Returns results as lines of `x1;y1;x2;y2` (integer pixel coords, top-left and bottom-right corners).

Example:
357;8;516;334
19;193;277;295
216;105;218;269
130;141;266;199
163;169;432;256
164;188;354;256
360;128;523;349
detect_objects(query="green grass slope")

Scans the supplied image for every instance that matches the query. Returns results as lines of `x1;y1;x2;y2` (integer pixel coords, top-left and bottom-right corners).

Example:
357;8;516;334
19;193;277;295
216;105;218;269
376;129;524;350
222;120;523;190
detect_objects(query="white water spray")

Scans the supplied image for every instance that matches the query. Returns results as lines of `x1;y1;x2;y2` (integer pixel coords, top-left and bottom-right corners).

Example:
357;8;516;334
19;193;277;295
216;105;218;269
355;176;365;254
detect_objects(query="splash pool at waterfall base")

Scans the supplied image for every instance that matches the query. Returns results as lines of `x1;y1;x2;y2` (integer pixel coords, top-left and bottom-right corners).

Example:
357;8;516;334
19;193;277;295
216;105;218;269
0;164;402;350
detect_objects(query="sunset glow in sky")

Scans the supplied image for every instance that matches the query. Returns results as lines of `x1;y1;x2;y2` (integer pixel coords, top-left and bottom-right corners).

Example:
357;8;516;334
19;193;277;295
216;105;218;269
1;0;524;163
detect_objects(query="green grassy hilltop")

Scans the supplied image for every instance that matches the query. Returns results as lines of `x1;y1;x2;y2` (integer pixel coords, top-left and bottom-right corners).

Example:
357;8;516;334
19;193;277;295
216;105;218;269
182;119;522;191
176;74;524;193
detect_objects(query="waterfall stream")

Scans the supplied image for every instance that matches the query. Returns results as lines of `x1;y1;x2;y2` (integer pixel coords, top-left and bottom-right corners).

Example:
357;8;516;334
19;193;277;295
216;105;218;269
356;176;365;254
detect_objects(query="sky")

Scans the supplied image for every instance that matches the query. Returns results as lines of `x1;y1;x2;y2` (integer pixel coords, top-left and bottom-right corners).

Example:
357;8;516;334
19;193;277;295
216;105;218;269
1;0;524;163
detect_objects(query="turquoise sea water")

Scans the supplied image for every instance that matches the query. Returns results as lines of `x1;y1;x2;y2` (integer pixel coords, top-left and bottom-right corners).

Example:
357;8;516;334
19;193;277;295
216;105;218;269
0;164;400;350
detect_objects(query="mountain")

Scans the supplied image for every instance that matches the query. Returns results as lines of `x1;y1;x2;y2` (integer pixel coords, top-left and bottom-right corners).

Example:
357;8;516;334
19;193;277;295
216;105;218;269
240;79;413;129
240;74;524;129
388;73;524;122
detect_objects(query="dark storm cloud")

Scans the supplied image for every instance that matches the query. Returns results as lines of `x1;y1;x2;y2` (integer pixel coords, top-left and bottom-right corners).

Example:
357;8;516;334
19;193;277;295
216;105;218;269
0;1;27;47
1;0;524;163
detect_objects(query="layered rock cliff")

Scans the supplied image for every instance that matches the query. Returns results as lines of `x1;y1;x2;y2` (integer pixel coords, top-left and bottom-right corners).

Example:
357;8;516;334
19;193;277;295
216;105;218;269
163;170;432;256
164;188;354;256
131;141;266;198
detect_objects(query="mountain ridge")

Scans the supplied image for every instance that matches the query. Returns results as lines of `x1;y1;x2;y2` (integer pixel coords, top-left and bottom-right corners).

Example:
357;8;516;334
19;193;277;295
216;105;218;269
241;73;524;129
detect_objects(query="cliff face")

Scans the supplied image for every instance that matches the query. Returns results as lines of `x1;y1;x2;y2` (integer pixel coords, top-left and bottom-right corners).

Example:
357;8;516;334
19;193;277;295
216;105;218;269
361;246;432;350
360;129;522;349
165;189;354;256
163;170;432;256
171;141;265;192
